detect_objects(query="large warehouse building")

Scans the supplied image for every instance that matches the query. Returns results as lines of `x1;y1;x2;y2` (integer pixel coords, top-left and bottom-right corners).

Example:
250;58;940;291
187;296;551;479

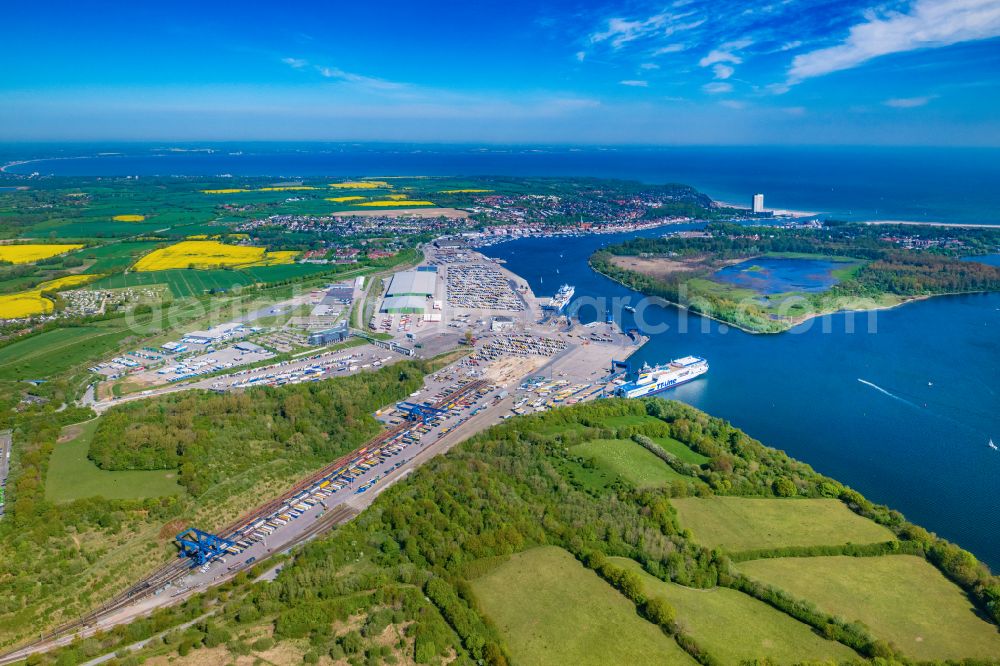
381;270;436;313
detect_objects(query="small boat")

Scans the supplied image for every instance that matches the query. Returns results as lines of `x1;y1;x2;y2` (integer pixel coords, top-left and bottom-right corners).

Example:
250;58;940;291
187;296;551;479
989;439;998;451
623;305;636;313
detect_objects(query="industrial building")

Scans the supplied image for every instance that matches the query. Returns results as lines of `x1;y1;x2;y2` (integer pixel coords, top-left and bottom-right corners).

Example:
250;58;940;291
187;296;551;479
381;270;436;313
308;322;349;346
386;270;436;297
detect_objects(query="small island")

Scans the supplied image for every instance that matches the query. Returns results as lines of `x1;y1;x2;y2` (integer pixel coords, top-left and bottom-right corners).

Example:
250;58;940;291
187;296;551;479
591;222;1000;333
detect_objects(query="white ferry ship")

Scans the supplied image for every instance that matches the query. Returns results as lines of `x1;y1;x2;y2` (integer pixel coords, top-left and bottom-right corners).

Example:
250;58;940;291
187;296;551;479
615;356;708;398
543;284;575;313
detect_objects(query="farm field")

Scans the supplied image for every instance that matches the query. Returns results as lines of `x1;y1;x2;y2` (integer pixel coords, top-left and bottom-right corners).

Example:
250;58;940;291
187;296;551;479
738;555;1000;661
0;325;134;380
0;291;52;318
610;557;856;665
471;547;694;666
0;243;84;264
670;497;895;552
92;262;333;297
46;419;184;502
571;438;686;488
131;240;298;271
79;241;164;273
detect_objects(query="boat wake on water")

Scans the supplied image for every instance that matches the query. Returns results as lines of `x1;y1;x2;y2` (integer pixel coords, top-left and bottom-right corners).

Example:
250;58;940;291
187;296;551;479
859;379;998;452
857;378;921;409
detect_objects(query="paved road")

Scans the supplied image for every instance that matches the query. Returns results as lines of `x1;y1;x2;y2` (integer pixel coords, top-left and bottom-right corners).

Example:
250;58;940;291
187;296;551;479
0;430;10;518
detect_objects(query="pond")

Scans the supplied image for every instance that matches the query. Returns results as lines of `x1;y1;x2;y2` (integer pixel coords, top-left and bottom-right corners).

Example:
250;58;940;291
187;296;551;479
712;256;856;295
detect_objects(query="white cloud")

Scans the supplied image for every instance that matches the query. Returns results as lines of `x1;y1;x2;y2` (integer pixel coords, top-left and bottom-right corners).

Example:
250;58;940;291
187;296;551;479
651;43;687;55
703;81;733;94
779;40;803;52
699;39;752;67
315;65;406;91
788;0;1000;84
720;99;746;109
884;95;936;107
591;14;668;49
576;50;587;62
639;62;660;70
713;63;735;79
281;57;308;69
620;79;650;87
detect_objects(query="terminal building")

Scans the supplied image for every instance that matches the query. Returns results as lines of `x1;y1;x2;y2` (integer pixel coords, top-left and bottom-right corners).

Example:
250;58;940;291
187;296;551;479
381;270;437;314
308;322;349;346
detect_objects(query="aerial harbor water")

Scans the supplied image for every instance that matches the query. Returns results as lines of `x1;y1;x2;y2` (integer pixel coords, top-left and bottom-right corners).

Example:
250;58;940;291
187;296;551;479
480;228;1000;570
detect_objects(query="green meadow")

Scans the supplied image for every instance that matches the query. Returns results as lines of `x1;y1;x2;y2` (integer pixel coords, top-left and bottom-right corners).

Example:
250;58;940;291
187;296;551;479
671;496;895;552
739;555;1000;661
46;419;184;502
611;557;856;665
471;547;693;666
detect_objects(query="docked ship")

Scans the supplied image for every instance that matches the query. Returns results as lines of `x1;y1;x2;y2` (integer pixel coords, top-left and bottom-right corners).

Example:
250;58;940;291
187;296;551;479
615;356;708;399
543;284;575;313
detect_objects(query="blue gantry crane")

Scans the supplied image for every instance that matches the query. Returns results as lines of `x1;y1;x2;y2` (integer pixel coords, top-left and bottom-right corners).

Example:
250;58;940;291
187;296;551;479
396;401;448;424
175;528;236;567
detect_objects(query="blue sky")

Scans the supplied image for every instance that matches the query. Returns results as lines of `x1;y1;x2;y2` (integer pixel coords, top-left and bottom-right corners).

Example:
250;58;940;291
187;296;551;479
2;0;999;144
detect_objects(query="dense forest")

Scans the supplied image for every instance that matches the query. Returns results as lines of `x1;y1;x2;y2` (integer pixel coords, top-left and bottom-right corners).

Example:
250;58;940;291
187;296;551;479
88;360;431;495
35;398;1000;665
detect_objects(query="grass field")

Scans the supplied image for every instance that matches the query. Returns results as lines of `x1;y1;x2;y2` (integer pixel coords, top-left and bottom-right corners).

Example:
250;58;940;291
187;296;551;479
80;241;164;273
132;240;297;271
652;435;710;465
471;547;694;665
571;438;686;488
670;497;894;552
92;263;332;297
46;419;184;502
0;325;134;380
738;555;1000;661
611;557;856;665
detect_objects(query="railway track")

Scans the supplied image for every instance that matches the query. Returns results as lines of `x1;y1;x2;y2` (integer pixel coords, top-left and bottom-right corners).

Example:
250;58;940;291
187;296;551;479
0;378;488;664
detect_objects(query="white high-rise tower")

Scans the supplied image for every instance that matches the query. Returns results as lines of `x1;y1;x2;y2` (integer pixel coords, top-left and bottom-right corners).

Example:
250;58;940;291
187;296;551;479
752;193;765;214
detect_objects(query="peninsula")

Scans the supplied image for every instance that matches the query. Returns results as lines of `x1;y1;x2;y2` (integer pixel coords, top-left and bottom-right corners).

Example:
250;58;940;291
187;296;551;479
591;222;1000;333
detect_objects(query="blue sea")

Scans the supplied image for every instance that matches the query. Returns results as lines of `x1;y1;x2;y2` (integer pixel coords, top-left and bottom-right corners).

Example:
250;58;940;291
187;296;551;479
3;143;1000;224
2;143;999;567
479;227;1000;570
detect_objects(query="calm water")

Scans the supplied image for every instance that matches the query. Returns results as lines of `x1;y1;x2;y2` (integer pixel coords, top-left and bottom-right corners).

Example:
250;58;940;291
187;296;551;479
713;257;849;295
4;143;1000;224
481;229;1000;569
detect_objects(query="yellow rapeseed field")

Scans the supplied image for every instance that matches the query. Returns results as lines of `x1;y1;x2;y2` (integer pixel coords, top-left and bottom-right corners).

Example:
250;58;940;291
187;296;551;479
329;181;391;189
258;186;318;192
38;274;101;290
201;188;249;194
355;200;435;207
132;240;298;271
439;189;493;194
326;196;367;203
0;244;84;265
0;274;100;319
112;214;146;222
385;194;408;200
0;292;51;319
